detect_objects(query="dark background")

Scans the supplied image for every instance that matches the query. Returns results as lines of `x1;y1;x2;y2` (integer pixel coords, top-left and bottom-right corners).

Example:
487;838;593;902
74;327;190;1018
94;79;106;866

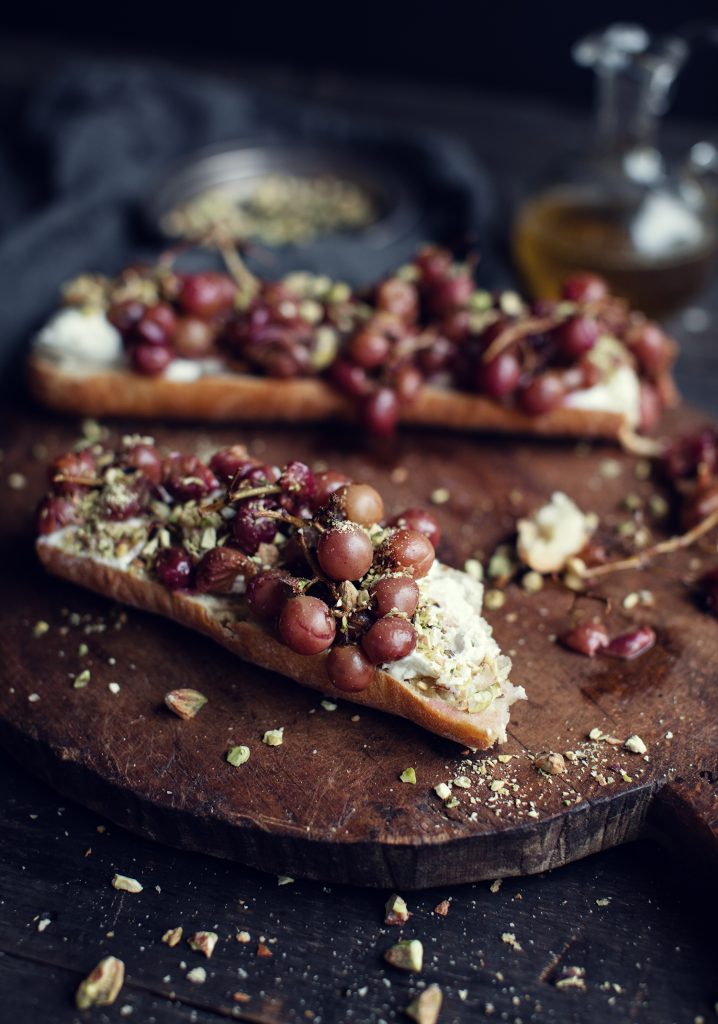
2;2;718;117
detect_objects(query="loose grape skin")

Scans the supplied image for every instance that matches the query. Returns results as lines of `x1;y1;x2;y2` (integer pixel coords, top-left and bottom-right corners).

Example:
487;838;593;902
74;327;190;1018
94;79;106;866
383;528;435;578
317;525;375;581
155;547;194;591
475;351;521;398
336;483;384;526
390;507;441;549
311;470;353;512
326;644;375;692
362;617;417;665
370;576;420;618
278;595;336;655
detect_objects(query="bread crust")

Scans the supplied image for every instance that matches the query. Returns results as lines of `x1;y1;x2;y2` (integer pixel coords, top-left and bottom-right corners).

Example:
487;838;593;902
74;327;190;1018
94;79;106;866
28;352;676;441
36;539;511;748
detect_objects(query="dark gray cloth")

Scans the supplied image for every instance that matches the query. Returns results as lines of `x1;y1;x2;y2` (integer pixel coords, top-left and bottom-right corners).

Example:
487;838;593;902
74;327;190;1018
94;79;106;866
0;60;497;382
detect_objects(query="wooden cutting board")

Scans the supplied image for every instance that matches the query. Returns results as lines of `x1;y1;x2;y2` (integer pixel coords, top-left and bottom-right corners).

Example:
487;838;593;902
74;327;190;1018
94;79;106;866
1;407;717;889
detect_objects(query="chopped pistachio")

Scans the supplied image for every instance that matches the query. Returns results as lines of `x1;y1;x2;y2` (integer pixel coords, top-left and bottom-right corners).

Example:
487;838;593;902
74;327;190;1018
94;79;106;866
263;728;284;747
406;984;443;1024
484;589;506;611
623;493;643;511
164;688;208;720
596;898;611;907
400;767;417;785
188;931;218;959
384;938;423;972
28;693;41;703
490;780;506;793
384;894;410;925
186;966;207;984
108;682;121;695
624;734;647;755
453;775;471;789
8;472;27;490
111;873;143;894
33;620;50;638
236;930;251;943
497;754;513;764
430;487;450;505
622;591;640;610
434;782;452;800
648;494;669;518
501;931;522;952
535;751;565;776
77;642;89;657
226;745;251;767
444;796;460;809
76;956;125;1009
600;458;622;479
162;926;183;947
73;669;91;689
521;570;544;593
320;699;337;711
434;900;450;916
463;558;483;581
489;879;502;893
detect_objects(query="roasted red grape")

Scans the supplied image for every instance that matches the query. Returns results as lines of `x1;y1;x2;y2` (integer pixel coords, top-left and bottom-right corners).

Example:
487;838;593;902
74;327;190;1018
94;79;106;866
196;547;253;594
317;525;374;581
336;483;384;526
130;343;172;376
247;569;296;619
625;322;670;376
370;576;419;617
279;461;315;501
361;388;399;437
390;507;441;549
49;450;96;494
107;299;145;337
278;595;336;655
330;358;371;398
426;273;473;318
326;644;375;692
311;470;353;511
556;316;599;359
562;273;609;304
162;454;218;501
349;329;391;369
232;499;278;554
209;446;257;483
178;272;237;319
393;363;423;404
375;278;418;322
37;495;78;534
173;316;215;358
382;528;435;577
122;443;163;485
475;351;521;398
559;621;609;657
518;373;566;415
155;547;194;590
362;616;417;664
134;302;177;347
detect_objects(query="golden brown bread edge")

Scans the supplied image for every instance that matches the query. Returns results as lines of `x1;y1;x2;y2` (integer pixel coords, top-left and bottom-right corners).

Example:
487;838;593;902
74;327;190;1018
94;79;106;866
28;353;679;440
36;539;506;748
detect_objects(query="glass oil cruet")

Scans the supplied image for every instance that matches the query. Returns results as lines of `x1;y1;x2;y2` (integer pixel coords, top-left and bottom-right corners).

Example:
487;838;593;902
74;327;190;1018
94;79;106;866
512;23;717;317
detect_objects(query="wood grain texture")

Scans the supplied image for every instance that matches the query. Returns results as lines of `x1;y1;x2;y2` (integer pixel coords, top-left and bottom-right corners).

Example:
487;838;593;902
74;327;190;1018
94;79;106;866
1;407;717;889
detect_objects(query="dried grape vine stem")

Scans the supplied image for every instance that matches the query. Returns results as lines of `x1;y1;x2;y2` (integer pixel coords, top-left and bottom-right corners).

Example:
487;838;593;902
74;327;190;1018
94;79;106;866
580;507;718;581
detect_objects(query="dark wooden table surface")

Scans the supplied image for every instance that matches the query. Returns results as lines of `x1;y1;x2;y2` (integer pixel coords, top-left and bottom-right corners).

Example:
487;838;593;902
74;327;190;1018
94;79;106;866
1;37;717;1023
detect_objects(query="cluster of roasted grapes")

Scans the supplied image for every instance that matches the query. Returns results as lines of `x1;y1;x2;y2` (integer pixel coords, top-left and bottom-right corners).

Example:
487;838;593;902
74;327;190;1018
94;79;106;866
188;448;441;692
39;441;443;692
108;271;238;375
81;243;676;436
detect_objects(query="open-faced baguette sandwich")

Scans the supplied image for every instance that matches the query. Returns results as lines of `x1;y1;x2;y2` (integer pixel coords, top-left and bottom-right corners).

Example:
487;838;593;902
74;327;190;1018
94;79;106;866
29;245;678;447
36;437;525;747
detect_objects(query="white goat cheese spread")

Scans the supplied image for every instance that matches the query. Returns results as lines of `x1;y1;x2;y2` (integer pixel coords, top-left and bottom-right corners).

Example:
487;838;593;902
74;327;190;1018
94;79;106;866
35;308;123;369
385;562;518;714
563;335;641;426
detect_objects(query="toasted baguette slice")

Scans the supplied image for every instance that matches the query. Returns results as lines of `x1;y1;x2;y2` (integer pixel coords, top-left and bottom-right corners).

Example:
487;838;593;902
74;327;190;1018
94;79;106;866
36;534;526;749
28;350;678;443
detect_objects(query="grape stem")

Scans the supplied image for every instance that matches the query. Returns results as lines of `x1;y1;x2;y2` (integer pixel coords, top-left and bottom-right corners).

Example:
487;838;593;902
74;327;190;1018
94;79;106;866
579;507;718;580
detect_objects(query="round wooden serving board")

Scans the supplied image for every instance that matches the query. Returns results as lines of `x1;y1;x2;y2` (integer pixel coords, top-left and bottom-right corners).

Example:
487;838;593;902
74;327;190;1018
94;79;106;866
1;408;717;888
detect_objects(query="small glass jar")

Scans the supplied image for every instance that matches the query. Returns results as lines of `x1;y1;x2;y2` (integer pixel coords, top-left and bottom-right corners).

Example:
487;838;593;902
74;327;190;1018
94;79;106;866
512;23;717;317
